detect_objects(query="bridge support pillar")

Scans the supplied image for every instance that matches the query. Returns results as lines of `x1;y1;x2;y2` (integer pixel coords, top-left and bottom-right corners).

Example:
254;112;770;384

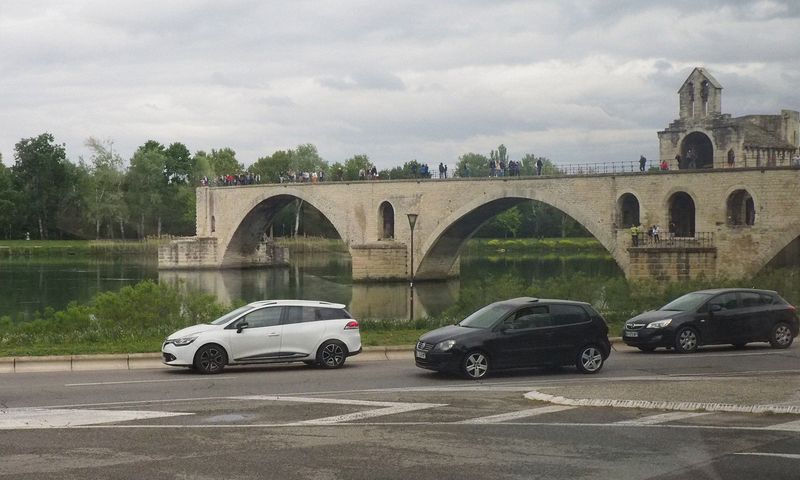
627;247;717;281
159;237;289;269
351;242;409;281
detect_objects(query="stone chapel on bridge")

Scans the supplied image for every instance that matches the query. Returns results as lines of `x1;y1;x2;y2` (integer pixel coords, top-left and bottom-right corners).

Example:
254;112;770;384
658;67;799;169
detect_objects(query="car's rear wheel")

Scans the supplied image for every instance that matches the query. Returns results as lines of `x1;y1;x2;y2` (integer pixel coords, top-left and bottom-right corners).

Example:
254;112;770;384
674;327;699;353
576;345;604;374
461;351;490;379
637;346;656;352
317;340;347;369
194;344;228;374
769;323;794;349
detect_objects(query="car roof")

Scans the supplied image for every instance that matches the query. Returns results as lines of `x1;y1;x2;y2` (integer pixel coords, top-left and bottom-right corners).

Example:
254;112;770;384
690;288;779;296
245;299;347;309
496;297;592;307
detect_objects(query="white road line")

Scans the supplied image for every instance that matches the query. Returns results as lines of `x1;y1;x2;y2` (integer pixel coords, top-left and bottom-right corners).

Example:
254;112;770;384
656;351;787;359
232;395;401;407
734;453;800;460
65;377;238;387
458;405;576;424
615;411;712;426
764;419;800;432
0;408;191;430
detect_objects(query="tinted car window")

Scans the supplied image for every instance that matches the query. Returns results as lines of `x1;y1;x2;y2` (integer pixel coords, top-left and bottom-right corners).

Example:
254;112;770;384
316;308;351;321
550;304;590;326
660;292;713;311
740;292;763;307
242;307;282;328
459;303;516;329
505;306;551;329
707;293;738;310
284;306;317;324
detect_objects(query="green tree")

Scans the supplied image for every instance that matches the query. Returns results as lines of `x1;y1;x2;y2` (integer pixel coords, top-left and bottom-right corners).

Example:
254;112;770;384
342;154;371;180
11;133;70;239
249;150;293;183
125;141;168;237
492;206;523;238
383;160;421;179
164;142;193;183
0;162;21;238
207;148;243;178
82;138;126;239
456;153;490;177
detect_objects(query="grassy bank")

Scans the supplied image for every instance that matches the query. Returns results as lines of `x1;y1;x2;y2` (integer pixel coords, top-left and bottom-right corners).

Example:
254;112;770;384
0;239;161;257
2;265;798;357
465;237;606;255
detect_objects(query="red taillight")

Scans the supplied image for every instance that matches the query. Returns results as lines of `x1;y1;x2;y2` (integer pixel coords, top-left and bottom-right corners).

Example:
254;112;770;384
790;305;797;312
344;320;359;330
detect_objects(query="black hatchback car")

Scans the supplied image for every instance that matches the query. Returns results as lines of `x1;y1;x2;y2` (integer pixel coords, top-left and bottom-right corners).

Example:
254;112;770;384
415;297;611;379
623;288;799;353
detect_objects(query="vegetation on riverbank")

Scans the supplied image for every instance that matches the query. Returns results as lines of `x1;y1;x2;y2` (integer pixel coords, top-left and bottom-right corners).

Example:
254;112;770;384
0;239;161;257
3;267;798;356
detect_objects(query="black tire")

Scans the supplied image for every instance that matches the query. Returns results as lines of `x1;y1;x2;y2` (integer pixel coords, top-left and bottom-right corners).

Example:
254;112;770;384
575;345;604;374
637;346;656;352
769;323;794;349
193;344;228;374
461;351;490;379
674;327;699;353
316;340;348;369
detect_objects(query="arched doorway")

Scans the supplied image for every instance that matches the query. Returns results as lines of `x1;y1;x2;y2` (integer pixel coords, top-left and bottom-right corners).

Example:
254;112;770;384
681;132;714;169
617;193;640;228
379;201;395;239
726;190;755;226
669;192;696;237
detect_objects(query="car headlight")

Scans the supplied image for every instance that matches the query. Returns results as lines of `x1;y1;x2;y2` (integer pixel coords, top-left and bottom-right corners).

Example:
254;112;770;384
433;340;456;352
169;335;198;346
646;319;672;329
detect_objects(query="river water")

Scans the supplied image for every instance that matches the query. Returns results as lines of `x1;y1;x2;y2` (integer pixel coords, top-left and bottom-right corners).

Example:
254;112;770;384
0;252;623;322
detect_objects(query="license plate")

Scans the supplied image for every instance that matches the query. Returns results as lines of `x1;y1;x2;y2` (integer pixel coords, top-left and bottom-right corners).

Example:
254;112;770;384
415;350;426;359
626;331;638;337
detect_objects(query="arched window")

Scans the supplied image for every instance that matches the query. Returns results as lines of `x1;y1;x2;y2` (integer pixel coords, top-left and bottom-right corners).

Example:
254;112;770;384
668;192;696;237
211;215;216;233
617;193;640;228
379;202;395;240
727;190;755;226
681;132;714;169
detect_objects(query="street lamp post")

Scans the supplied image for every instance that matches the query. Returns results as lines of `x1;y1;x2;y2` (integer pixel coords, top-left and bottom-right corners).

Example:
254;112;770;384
407;213;418;321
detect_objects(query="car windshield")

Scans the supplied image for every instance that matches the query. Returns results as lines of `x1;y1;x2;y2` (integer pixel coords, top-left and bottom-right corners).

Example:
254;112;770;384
458;303;516;329
209;305;253;325
659;292;713;312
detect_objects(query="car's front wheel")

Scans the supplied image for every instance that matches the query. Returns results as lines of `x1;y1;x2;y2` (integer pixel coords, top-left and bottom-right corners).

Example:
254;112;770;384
316;340;348;369
575;345;604;374
193;344;228;374
769;323;794;349
674;327;699;353
461;351;490;379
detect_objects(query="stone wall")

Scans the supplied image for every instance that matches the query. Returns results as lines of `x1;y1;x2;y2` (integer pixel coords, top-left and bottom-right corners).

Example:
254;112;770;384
628;247;717;281
158;237;219;269
351;242;409;281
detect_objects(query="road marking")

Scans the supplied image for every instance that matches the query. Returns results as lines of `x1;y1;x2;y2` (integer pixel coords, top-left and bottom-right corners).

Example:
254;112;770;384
656;351;787;359
458;405;576;424
734;453;800;460
615;411;711;425
764;419;800;432
0;408;191;430
232;395;446;425
65;377;238;387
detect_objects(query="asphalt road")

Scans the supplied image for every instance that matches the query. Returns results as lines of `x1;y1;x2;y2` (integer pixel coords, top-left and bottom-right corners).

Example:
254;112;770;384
1;344;799;479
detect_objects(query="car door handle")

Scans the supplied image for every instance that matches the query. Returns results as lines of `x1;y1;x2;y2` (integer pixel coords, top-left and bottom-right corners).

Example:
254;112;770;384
267;332;280;337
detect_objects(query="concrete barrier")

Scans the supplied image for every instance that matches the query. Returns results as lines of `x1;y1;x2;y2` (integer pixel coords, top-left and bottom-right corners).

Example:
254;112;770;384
0;357;14;374
128;353;167;370
72;354;129;371
14;355;72;373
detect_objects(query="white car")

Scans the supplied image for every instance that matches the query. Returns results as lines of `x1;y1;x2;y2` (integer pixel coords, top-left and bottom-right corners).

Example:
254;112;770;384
162;300;361;374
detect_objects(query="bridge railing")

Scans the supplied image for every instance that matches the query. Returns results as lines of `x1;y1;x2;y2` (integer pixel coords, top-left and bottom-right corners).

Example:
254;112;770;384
631;231;715;248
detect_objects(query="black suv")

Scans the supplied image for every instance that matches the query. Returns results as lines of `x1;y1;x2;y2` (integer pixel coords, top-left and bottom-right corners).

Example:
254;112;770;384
415;297;611;379
623;288;799;353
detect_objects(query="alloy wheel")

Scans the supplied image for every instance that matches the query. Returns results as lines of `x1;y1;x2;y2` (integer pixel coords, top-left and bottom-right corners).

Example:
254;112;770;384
321;342;345;367
464;352;488;379
580;347;603;372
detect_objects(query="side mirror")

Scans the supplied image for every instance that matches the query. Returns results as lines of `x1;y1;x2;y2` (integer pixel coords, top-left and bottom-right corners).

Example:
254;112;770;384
236;321;249;333
709;304;723;313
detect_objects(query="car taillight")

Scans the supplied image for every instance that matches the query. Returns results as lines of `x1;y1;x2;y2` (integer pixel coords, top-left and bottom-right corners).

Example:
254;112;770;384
344;320;359;330
790;305;797;312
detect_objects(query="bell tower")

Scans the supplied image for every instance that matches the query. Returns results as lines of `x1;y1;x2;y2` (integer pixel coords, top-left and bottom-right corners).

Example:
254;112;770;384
678;67;722;120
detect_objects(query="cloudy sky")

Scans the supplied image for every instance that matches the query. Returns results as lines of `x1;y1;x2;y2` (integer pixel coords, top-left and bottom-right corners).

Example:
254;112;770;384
1;0;799;170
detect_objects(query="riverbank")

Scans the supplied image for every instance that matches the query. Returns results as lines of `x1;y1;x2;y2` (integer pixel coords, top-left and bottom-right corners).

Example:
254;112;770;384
0;239;161;257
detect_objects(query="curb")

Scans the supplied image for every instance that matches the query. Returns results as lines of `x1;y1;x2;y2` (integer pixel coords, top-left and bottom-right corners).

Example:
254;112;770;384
0;338;626;375
0;345;415;374
524;390;800;415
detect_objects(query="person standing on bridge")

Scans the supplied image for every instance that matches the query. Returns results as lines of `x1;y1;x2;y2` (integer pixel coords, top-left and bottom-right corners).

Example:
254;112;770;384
639;155;647;172
536;158;543;176
631;224;640;247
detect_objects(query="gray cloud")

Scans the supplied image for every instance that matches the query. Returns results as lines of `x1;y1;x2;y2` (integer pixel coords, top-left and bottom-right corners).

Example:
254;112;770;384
0;0;798;169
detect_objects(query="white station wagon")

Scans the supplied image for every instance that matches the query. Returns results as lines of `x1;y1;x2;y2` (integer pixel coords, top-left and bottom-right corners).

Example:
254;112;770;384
162;300;361;374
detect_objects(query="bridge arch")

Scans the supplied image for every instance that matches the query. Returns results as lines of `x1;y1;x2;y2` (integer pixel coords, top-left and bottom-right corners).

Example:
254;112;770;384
726;189;755;226
378;201;395;240
681;131;714;169
219;191;349;267
617;192;641;228
666;190;696;237
414;192;621;280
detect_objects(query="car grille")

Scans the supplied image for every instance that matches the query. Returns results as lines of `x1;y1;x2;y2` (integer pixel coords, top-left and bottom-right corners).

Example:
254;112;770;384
626;323;645;330
416;341;434;352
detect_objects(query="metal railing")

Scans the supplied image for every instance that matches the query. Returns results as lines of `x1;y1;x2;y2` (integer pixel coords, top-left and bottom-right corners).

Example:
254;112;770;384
630;231;715;248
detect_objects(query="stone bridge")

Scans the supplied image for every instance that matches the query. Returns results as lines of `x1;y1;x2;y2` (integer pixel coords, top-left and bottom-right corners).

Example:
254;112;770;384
159;167;800;281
